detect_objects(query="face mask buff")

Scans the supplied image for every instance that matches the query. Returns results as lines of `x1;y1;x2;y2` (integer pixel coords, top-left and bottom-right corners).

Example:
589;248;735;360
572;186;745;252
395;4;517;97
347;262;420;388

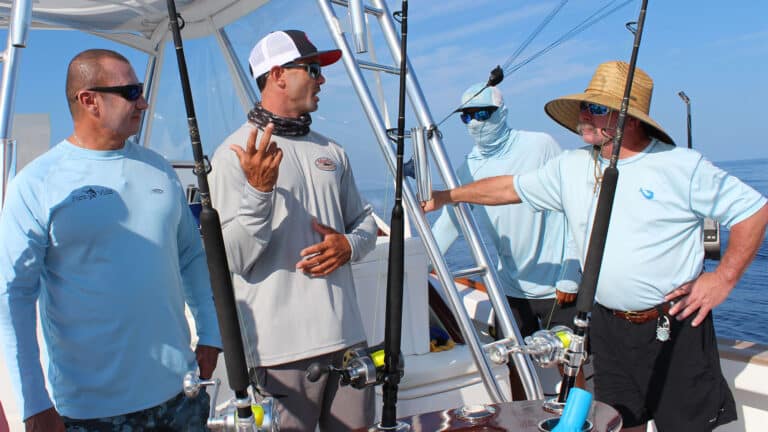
466;103;511;158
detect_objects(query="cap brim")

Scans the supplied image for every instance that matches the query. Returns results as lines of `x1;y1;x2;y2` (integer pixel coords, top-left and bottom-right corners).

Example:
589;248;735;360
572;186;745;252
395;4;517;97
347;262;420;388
453;103;498;113
295;49;342;67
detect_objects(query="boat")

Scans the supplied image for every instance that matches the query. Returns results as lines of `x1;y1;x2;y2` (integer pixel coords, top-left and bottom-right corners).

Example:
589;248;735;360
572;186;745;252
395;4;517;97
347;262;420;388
1;1;766;431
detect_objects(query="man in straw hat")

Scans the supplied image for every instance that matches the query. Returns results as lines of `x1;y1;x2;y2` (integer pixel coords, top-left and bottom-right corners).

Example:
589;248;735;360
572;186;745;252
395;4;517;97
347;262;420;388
209;30;377;431
422;61;768;431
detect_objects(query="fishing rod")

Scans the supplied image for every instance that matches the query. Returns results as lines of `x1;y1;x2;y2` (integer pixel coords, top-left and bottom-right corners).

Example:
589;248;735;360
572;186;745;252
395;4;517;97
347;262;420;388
678;91;692;149
677;91;721;260
554;0;651;408
164;1;275;430
379;0;409;427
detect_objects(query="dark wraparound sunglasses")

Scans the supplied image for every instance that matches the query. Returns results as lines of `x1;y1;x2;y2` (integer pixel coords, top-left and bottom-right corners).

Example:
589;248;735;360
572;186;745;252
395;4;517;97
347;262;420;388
460;107;498;124
87;83;144;101
282;62;322;80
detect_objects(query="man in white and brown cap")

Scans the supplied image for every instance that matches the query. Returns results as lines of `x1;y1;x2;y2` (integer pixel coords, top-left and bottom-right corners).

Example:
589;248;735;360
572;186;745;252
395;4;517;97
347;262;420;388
422;61;768;431
209;30;377;431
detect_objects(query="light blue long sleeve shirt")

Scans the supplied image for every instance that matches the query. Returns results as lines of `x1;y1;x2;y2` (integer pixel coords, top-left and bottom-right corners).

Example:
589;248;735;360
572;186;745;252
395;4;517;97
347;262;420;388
432;126;581;299
515;140;767;310
0;140;221;420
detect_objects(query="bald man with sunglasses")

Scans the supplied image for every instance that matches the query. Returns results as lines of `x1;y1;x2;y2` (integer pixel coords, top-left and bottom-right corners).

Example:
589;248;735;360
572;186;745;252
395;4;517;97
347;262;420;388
0;49;221;431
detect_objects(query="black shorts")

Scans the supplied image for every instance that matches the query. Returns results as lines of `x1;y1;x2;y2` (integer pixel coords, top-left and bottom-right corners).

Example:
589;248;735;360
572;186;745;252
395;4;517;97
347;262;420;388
590;303;736;430
506;296;578;338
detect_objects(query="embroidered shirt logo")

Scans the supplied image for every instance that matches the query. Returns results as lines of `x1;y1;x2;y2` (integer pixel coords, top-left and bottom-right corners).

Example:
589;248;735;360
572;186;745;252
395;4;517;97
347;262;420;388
151;188;164;194
639;188;654;200
71;186;114;202
314;157;337;172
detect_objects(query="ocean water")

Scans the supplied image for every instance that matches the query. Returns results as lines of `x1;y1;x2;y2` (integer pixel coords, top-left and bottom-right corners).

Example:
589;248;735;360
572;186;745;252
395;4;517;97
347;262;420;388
361;157;768;345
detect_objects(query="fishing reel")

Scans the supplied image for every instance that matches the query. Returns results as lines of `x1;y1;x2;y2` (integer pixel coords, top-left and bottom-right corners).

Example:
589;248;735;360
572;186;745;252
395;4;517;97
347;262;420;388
484;325;582;369
306;344;402;389
183;371;278;432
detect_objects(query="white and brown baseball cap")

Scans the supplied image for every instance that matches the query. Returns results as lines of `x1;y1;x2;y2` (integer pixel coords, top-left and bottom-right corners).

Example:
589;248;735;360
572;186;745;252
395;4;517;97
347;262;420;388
248;30;342;79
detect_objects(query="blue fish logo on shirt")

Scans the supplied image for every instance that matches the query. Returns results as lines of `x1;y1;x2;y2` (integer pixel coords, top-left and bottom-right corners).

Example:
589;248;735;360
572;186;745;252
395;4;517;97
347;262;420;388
639;188;654;200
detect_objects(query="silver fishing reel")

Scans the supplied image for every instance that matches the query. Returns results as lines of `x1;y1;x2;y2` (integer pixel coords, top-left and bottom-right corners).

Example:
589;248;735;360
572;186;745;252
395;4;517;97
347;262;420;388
307;345;391;390
484;325;574;368
183;371;279;431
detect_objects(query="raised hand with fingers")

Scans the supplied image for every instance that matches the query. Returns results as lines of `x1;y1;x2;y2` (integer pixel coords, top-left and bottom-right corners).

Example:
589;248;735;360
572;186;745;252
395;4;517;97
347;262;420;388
296;218;352;277
229;123;283;192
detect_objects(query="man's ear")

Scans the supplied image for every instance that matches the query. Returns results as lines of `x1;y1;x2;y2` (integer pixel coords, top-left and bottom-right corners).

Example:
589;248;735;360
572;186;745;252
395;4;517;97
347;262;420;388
76;90;99;115
268;66;286;89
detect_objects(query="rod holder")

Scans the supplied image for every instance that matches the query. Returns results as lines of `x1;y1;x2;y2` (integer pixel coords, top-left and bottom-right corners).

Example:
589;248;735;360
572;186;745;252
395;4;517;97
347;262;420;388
10;0;32;48
349;0;368;53
1;138;15;205
410;126;430;202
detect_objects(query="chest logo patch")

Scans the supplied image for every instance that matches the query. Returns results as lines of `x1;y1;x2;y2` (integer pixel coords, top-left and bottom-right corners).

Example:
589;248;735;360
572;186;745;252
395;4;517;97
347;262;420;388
71;186;115;202
151;188;164;194
314;157;338;172
639;188;654;200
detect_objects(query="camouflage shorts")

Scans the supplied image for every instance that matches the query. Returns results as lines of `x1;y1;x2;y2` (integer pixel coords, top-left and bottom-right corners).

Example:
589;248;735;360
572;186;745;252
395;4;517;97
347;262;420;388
62;391;210;432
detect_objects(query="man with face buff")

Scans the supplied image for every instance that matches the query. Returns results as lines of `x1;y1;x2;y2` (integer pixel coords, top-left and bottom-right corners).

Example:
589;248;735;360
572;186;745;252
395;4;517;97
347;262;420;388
430;83;582;397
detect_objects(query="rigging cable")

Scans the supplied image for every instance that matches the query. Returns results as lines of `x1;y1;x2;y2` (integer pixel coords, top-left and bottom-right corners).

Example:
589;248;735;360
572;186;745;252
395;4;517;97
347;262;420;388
504;0;635;76
434;0;635;128
501;0;569;71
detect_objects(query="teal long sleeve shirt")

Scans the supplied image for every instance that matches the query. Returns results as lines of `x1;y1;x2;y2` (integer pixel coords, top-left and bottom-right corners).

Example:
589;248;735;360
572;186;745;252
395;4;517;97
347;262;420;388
0;140;221;420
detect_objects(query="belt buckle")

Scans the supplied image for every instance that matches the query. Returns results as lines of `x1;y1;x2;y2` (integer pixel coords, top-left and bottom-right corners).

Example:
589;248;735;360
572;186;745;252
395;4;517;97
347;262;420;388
621;310;644;322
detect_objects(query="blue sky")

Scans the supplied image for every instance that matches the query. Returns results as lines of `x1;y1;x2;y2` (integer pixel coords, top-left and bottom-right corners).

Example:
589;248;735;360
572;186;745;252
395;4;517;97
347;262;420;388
2;0;767;190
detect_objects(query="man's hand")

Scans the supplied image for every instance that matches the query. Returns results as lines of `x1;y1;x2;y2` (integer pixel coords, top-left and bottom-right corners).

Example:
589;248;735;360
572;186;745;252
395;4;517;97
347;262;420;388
230;123;283;192
555;290;576;305
195;345;221;379
296;219;352;276
665;272;735;327
421;190;449;213
25;407;65;432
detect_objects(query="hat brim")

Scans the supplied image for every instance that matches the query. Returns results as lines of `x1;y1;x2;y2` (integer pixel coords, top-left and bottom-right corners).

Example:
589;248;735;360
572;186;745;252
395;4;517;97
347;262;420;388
544;93;674;145
453;103;498;113
295;49;342;67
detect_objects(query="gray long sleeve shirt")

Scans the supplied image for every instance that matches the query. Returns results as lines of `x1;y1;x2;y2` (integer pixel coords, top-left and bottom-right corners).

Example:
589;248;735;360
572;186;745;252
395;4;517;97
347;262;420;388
209;122;376;366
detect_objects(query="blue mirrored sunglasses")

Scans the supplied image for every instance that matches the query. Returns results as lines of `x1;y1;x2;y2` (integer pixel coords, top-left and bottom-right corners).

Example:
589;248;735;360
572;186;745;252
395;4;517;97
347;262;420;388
460;107;497;124
282;62;322;80
87;83;144;101
580;101;611;116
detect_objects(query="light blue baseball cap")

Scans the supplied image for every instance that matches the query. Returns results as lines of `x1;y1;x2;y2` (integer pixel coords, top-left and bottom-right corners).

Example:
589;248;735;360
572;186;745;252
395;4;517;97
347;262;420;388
455;82;503;112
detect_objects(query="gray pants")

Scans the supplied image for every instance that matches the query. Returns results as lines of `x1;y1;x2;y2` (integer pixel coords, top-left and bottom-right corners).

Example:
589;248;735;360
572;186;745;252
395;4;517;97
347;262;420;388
251;346;374;432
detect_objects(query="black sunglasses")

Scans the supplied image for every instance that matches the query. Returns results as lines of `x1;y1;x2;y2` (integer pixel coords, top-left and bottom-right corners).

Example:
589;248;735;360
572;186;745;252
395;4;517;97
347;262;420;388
87;83;144;101
282;62;322;80
460;107;498;124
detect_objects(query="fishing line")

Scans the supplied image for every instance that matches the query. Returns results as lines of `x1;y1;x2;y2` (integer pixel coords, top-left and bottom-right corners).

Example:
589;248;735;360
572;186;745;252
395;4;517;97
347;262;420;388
434;0;635;129
501;0;569;72
504;0;635;76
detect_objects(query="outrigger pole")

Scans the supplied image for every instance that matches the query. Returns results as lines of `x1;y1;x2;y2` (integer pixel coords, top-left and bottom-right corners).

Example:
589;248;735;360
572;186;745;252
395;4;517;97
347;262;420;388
164;0;256;427
380;0;409;428
556;0;651;405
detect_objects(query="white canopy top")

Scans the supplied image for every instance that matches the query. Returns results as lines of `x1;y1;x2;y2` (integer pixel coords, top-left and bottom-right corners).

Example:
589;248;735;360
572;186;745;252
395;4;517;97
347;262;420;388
0;0;270;53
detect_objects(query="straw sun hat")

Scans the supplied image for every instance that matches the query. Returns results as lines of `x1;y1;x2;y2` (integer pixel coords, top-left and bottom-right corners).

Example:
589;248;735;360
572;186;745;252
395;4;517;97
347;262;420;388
544;61;674;145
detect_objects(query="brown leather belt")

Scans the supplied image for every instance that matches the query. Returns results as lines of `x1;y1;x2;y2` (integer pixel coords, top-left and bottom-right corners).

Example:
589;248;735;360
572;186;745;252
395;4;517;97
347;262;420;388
604;303;671;324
